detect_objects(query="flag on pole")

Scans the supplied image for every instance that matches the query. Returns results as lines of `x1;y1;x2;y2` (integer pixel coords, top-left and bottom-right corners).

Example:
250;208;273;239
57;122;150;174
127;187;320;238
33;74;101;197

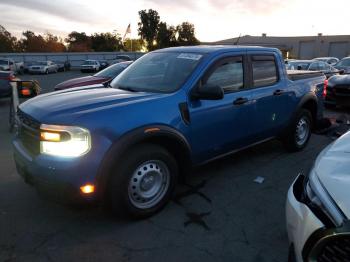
123;24;131;41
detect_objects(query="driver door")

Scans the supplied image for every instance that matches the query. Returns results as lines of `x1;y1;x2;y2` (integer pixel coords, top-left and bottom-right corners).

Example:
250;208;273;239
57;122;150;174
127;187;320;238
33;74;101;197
188;55;256;163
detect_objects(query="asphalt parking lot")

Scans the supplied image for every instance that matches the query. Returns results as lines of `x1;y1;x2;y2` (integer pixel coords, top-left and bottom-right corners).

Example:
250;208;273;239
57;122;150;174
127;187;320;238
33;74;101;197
0;71;349;262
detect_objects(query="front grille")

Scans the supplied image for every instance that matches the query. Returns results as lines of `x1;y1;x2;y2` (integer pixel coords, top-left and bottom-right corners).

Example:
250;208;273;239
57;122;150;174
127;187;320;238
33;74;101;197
314;236;350;262
17;109;40;155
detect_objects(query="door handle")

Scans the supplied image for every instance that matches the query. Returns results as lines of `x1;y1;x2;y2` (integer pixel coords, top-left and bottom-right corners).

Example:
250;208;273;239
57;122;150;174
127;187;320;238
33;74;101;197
233;97;248;105
273;89;284;96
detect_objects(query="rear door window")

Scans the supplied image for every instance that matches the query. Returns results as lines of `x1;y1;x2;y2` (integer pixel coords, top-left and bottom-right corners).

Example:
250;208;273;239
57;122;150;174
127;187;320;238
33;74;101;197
252;55;278;88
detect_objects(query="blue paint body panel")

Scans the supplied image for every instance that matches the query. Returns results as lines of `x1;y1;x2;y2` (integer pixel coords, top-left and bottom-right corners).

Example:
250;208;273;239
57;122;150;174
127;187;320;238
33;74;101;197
12;46;326;201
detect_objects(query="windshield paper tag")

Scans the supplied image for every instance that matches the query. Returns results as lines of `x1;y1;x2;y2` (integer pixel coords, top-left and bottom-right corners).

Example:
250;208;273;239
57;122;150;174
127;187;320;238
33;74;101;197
177;53;202;60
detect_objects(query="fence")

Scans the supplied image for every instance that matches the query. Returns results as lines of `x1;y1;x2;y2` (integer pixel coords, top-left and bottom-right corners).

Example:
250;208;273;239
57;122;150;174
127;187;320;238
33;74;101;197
0;52;145;68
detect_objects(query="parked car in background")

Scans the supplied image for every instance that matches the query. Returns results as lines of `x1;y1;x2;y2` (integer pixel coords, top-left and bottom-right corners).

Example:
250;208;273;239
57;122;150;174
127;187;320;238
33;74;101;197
81;60;100;72
0;71;16;97
334;57;350;74
98;60;109;70
53;60;71;72
0;58;24;74
112;55;132;64
28;61;58;74
314;57;339;66
286;60;340;78
23;61;34;73
324;73;350;107
286;131;350;262
55;61;132;90
14;46;326;219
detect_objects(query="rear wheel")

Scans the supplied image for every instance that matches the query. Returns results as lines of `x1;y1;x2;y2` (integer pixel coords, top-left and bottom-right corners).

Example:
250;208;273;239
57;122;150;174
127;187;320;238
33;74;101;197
108;144;178;219
45;69;49;74
283;109;312;152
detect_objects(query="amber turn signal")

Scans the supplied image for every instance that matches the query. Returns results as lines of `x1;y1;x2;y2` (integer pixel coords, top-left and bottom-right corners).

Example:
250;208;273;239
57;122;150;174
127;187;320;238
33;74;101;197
40;131;61;142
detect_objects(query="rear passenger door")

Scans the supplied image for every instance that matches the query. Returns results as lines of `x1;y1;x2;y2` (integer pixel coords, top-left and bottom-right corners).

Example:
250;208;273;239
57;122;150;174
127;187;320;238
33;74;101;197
247;53;292;140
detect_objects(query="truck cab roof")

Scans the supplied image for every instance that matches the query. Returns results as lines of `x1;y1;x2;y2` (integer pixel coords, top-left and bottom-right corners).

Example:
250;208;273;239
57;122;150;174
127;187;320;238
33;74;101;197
155;45;280;54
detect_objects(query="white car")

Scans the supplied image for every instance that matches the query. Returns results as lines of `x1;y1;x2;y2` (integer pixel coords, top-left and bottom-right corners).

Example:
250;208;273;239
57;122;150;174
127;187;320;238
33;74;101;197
28;61;58;74
80;60;100;72
286;131;350;262
0;57;24;74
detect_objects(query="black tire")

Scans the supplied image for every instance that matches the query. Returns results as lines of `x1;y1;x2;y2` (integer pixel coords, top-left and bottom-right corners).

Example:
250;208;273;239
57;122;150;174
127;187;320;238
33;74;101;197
283;109;312;152
108;144;178;219
45;69;49;75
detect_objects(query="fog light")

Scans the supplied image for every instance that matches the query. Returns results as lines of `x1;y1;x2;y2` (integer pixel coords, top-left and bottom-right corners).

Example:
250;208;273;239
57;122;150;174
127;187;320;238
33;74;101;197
80;184;95;194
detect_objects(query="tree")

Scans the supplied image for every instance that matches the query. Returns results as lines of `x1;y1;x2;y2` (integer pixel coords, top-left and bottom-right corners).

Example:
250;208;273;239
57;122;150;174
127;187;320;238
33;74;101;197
90;32;123;51
65;31;91;51
138;9;160;51
124;39;144;52
156;22;177;49
44;33;66;52
18;31;66;52
19;31;46;52
0;25;18;52
176;22;199;46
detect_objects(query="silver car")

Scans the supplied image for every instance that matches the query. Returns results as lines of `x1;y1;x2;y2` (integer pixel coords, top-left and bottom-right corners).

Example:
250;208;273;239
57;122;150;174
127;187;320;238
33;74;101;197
28;61;58;74
80;60;100;72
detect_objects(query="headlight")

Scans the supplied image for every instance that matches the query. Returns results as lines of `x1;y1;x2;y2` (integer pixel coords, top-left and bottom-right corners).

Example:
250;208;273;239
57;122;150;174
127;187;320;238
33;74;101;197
306;168;346;226
40;124;91;157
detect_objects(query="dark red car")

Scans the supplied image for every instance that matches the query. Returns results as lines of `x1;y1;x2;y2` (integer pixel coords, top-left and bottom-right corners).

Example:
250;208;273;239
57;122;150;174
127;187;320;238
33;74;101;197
54;61;132;91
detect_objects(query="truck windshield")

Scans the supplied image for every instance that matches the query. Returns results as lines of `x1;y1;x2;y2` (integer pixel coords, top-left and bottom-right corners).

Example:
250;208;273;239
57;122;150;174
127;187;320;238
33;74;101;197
110;52;203;93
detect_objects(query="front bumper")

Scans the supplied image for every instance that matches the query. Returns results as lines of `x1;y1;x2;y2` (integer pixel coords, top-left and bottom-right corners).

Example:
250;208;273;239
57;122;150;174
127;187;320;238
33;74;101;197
81;67;95;71
28;68;46;74
286;175;324;262
13;138;104;204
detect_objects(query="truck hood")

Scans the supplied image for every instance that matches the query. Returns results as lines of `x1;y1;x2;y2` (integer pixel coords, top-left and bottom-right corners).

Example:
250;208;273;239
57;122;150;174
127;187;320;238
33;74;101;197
19;86;163;123
314;131;350;218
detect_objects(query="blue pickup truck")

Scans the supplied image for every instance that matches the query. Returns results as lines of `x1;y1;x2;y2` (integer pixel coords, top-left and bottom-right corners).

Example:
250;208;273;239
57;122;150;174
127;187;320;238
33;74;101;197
13;46;326;218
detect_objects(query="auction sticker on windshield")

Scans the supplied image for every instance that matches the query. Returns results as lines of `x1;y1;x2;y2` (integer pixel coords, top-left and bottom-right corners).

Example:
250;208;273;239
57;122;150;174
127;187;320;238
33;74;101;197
177;53;202;60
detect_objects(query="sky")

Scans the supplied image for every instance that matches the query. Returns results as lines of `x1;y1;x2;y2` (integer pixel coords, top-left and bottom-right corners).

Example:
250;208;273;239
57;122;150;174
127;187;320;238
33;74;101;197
0;0;349;42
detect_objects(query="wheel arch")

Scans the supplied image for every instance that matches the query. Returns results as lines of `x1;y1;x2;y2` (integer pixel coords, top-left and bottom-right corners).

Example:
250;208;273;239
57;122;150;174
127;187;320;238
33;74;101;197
296;93;319;129
95;125;192;200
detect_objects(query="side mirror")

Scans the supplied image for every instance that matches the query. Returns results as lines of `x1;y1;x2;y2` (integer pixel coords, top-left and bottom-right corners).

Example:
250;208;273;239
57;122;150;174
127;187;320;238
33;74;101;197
339;69;345;75
192;84;224;100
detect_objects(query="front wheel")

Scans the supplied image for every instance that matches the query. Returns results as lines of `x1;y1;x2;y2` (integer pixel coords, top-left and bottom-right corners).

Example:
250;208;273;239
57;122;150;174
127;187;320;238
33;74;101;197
108;144;178;219
283;109;312;152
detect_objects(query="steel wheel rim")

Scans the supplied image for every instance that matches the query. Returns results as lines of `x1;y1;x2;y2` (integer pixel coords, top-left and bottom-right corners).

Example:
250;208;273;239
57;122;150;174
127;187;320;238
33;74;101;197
128;160;170;209
295;117;309;146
